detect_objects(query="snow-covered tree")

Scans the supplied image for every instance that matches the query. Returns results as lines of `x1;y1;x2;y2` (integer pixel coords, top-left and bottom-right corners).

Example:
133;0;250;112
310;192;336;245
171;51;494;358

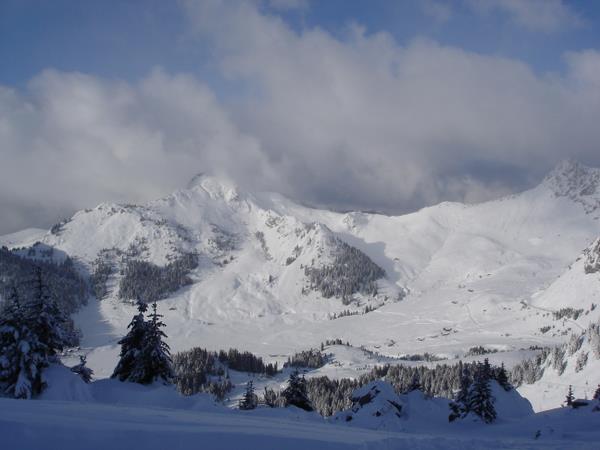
112;301;173;384
449;365;470;422
111;301;149;382
0;267;79;400
282;370;313;411
25;267;79;355
134;302;174;384
466;363;496;423
0;287;48;399
238;380;258;410
71;355;93;384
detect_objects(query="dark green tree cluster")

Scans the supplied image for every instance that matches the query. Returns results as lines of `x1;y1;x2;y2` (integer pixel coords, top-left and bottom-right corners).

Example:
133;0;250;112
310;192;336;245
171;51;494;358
172;347;229;397
304;237;384;301
282;370;313;411
172;347;277;399
0;245;87;314
0;268;80;399
217;348;278;375
117;253;198;303
284;349;327;369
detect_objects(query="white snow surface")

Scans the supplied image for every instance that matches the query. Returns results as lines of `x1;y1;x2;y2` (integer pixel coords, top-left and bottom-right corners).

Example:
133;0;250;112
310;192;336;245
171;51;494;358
1;366;599;450
0;227;47;248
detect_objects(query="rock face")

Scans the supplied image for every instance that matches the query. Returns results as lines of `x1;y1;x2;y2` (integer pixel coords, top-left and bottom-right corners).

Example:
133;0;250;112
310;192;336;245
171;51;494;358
543;160;600;214
584;238;600;274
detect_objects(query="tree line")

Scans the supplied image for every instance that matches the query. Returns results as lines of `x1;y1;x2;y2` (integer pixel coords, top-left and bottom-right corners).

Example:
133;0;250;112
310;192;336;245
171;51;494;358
304;237;385;302
0;245;88;314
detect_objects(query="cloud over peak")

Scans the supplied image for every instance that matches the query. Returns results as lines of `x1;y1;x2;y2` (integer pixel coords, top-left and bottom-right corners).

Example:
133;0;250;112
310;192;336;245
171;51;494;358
1;0;599;233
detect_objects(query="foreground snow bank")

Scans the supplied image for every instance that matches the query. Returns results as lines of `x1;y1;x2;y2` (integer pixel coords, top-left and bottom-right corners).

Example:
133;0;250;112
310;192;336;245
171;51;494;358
40;365;219;410
2;397;599;450
1;365;596;449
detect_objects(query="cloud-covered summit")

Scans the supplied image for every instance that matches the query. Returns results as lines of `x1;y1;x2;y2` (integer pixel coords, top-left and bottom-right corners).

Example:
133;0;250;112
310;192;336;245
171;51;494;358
1;0;600;234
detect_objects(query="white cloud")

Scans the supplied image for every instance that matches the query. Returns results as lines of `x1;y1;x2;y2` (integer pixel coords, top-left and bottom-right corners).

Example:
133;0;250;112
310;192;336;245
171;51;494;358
2;0;600;233
182;0;600;210
0;69;276;233
467;0;583;32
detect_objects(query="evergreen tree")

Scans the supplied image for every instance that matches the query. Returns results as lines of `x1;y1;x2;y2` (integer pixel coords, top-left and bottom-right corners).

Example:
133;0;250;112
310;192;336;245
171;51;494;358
449;365;470;422
481;358;492;380
134;302;174;385
466;363;496;423
406;373;421;392
238;380;258;410
495;363;511;391
71;355;93;384
26;267;79;355
0;287;48;398
111;301;149;382
565;385;574;407
112;302;173;384
593;384;600;401
282;370;313;411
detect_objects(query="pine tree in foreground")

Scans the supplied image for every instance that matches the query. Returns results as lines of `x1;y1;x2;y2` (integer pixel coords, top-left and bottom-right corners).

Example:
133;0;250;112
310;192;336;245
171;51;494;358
112;301;174;384
0;287;48;399
593;384;600;401
238;380;258;410
449;365;470;422
133;302;174;384
466;363;496;424
71;355;94;384
282;370;313;411
112;301;149;382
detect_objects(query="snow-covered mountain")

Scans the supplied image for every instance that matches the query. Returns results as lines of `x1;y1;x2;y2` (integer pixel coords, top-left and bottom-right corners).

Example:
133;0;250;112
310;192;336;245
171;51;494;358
2;160;600;388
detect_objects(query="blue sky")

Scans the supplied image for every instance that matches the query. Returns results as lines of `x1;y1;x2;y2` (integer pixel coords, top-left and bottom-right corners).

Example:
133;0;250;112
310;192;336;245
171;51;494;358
1;0;600;233
2;0;599;87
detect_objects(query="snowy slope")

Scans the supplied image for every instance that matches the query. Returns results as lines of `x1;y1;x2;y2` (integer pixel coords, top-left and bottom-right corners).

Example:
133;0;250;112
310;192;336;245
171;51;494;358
0;227;47;248
530;237;600;328
517;318;600;411
2;161;600;396
1;367;599;450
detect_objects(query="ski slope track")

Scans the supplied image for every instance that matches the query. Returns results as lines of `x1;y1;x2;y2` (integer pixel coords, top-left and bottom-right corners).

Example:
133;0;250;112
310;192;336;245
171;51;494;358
2;160;600;410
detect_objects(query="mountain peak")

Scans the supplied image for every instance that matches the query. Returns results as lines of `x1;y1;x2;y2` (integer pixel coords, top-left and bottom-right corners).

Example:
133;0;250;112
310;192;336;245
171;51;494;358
545;158;587;179
186;172;242;202
542;160;600;213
